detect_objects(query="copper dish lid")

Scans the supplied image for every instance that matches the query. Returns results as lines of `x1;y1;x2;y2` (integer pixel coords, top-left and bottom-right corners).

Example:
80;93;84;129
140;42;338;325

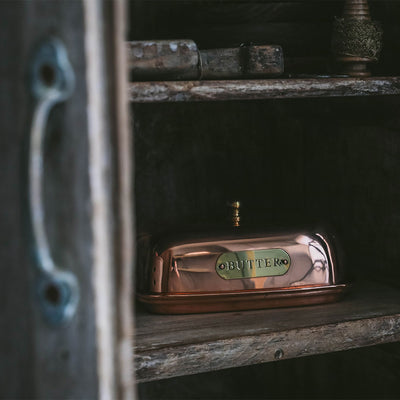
137;202;348;314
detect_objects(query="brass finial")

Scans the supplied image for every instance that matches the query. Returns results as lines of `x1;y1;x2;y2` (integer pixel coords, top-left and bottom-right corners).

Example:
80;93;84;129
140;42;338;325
343;0;371;20
231;201;240;227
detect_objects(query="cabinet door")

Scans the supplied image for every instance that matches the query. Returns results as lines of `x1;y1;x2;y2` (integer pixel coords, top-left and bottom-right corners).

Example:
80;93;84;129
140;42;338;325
0;1;134;399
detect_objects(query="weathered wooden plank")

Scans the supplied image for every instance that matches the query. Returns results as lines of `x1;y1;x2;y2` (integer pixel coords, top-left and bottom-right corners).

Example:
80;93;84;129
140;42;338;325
87;0;135;399
136;315;400;382
108;0;136;398
137;342;400;399
0;2;98;398
0;1;134;399
135;282;400;352
134;282;400;382
129;77;400;102
0;2;34;398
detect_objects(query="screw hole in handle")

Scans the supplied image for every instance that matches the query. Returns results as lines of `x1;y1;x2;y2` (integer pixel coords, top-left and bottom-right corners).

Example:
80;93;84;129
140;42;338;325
29;38;79;326
44;282;61;305
37;273;79;325
39;63;57;87
31;38;74;100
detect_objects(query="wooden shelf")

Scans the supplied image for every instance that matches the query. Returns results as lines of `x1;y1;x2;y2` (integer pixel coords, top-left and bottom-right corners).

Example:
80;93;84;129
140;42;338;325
135;281;400;382
129;76;400;103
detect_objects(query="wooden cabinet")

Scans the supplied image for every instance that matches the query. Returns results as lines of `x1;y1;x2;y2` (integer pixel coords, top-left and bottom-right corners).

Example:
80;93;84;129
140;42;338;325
2;0;400;399
130;1;400;399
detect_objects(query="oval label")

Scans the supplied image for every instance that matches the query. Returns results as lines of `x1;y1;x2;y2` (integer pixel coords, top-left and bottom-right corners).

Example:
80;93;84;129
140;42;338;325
216;249;291;280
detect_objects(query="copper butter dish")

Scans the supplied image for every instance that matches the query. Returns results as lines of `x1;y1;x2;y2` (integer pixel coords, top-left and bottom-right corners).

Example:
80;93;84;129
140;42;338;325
137;204;348;314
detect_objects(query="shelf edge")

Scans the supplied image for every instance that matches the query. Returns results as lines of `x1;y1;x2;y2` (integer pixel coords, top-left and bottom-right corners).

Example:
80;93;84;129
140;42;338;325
129;77;400;103
135;312;400;382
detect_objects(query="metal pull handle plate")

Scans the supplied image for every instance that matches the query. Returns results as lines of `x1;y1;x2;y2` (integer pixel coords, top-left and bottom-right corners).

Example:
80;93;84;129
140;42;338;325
30;38;79;325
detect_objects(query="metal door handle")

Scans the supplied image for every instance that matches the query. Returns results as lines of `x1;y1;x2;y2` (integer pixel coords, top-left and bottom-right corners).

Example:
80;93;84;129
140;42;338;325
29;38;79;325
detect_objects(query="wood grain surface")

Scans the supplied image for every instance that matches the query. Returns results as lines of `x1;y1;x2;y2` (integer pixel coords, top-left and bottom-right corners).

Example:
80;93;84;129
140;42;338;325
0;1;134;398
129;77;400;102
0;1;98;398
135;282;400;382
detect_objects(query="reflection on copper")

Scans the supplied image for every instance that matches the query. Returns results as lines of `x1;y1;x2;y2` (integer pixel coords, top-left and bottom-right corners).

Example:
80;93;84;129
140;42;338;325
138;231;348;314
179;251;213;257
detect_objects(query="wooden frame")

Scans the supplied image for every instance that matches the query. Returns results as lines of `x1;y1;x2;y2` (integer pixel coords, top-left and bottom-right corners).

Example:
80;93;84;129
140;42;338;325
0;0;134;398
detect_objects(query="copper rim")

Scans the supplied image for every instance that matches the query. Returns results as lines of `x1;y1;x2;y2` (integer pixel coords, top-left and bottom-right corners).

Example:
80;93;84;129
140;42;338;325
137;284;349;314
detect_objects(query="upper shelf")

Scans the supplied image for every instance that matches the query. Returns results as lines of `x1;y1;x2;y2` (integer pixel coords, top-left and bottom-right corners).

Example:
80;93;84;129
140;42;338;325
135;281;400;383
129;76;400;103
